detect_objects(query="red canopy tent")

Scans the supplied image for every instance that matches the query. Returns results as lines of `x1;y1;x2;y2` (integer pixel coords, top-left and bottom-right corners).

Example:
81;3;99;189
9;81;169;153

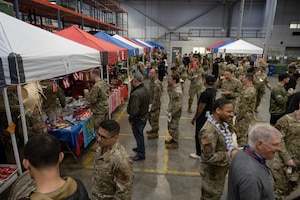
125;37;148;53
206;41;225;52
55;26;127;65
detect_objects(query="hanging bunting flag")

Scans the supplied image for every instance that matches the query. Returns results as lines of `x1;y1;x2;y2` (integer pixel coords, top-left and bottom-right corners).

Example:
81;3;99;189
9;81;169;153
79;71;84;81
63;76;70;88
73;72;79;80
52;79;58;92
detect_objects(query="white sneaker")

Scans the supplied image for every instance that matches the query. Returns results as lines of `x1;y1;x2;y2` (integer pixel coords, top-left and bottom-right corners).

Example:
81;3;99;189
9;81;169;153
189;153;201;159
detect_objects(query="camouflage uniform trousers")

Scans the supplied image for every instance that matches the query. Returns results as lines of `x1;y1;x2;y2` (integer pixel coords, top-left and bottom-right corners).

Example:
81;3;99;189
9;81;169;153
92;112;109;131
256;85;266;109
167;110;181;142
272;154;300;200
236;113;253;145
200;163;229;200
188;84;201;106
149;108;160;132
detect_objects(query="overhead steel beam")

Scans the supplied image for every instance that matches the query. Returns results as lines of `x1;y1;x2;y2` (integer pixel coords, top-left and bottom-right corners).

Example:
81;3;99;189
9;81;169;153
124;1;221;41
155;2;221;41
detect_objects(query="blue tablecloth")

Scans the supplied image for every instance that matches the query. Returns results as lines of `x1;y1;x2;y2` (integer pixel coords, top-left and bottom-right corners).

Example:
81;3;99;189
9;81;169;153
48;124;82;154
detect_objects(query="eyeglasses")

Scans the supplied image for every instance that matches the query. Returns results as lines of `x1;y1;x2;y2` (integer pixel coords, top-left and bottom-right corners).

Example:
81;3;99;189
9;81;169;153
97;133;115;140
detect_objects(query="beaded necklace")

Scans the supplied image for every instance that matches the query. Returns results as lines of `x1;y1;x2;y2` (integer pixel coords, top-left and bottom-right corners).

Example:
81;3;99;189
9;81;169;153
206;114;234;152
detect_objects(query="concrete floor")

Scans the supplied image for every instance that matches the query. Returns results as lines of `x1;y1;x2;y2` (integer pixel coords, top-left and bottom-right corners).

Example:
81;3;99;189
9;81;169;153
1;74;300;199
61;74;300;200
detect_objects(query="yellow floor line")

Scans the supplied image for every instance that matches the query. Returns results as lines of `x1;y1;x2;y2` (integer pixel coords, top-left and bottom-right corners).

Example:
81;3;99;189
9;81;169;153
82;150;95;167
80;103;196;175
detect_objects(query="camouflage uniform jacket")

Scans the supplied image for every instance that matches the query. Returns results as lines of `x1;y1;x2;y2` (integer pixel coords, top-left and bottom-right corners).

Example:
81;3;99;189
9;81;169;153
218;62;226;76
167;84;183;116
149;79;162;111
200;120;231;167
257;62;269;75
253;72;270;90
219;78;242;100
188;67;204;87
86;80;109;115
269;85;291;116
26;109;47;136
42;80;66;115
234;65;244;80
227;64;236;72
275;111;300;166
178;64;188;80
92;142;133;200
236;85;256;120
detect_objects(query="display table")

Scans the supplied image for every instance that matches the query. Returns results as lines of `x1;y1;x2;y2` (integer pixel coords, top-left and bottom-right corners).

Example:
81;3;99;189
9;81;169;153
110;90;120;114
48;124;83;157
48;116;95;161
118;85;128;102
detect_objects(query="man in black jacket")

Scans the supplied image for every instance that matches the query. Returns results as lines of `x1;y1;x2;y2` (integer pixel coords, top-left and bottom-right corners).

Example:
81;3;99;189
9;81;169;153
127;74;150;161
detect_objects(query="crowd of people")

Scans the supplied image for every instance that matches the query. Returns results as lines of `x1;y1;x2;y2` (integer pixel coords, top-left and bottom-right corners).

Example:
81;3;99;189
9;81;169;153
133;51;300;200
2;49;300;199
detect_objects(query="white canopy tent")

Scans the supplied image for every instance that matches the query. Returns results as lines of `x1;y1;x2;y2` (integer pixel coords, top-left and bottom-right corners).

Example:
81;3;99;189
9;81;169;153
0;12;101;174
112;34;144;55
218;39;263;54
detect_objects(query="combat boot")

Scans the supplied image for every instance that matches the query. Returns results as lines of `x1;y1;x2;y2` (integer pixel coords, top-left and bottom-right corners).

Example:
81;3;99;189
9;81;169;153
165;138;173;144
146;130;154;134
147;132;158;139
187;105;192;113
165;140;178;149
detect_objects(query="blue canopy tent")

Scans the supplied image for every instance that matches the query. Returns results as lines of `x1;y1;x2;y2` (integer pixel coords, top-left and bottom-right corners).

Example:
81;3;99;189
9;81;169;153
211;40;234;53
94;32;138;58
147;40;164;50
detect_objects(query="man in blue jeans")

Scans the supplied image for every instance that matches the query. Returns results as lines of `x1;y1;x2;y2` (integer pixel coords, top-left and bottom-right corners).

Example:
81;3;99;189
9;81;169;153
127;73;150;161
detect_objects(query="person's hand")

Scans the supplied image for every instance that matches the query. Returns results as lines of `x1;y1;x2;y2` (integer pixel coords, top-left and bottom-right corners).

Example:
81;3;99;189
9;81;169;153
231;148;239;158
285;159;296;167
191;119;195;125
288;88;294;95
222;91;230;96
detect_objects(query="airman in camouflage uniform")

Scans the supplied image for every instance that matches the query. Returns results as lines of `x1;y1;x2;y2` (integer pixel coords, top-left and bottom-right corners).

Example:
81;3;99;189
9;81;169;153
242;58;250;73
147;69;163;139
217;67;242;108
257;58;269;75
218;58;227;77
234;61;245;80
165;74;183;149
187;61;204;113
226;60;236;73
92;120;133;200
200;98;238;200
178;63;188;92
273;107;300;200
41;79;66;121
26;106;48;137
86;68;110;130
253;67;271;112
235;73;257;145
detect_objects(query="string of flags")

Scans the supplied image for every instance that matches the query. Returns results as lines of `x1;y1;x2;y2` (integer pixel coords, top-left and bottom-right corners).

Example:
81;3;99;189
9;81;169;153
49;70;92;90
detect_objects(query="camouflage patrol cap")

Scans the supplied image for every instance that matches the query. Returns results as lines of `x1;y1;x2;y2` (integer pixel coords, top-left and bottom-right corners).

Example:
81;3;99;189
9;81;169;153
205;74;216;85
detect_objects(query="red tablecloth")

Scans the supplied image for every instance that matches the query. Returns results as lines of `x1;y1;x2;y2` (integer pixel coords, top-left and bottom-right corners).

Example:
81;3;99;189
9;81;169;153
114;85;128;102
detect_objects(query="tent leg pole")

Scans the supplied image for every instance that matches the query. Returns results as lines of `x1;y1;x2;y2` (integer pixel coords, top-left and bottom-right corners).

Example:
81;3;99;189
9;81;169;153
3;88;22;175
17;84;28;144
